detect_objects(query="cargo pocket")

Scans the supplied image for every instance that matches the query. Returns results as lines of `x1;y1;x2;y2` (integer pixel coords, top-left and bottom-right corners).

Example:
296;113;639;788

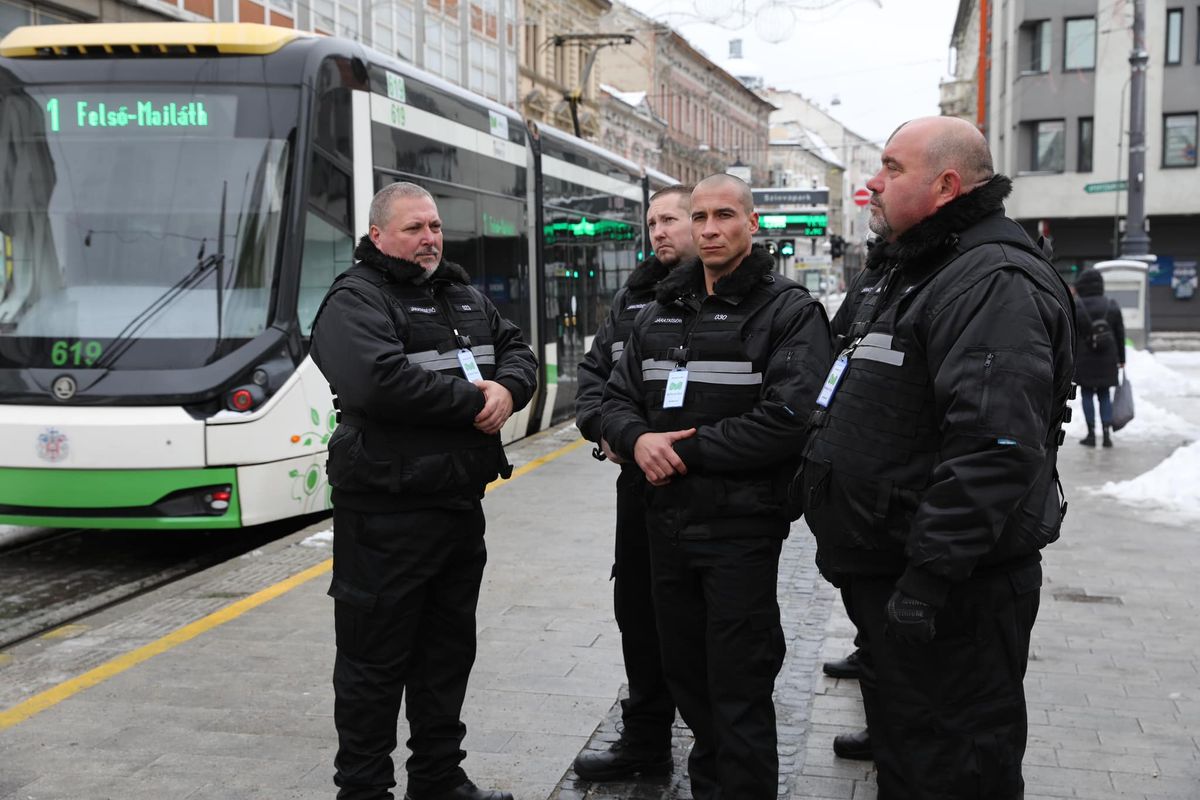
744;610;786;679
328;576;379;658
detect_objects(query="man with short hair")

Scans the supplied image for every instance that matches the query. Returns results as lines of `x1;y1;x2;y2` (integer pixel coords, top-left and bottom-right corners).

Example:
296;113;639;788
311;181;537;800
602;174;832;798
800;117;1076;799
573;184;694;781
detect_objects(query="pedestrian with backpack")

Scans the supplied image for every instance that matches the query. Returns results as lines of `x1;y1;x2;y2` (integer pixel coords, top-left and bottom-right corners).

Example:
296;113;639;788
1073;267;1126;447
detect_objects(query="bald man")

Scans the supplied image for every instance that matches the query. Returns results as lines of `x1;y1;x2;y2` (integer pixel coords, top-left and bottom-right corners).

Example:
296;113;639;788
800;117;1077;798
602;174;832;799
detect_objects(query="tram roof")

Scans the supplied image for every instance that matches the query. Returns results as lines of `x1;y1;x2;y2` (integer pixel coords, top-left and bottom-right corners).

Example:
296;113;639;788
536;122;644;180
645;165;681;190
0;22;313;58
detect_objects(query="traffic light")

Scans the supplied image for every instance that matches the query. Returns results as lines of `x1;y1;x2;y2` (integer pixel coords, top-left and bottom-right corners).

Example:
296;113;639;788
778;239;795;258
830;234;844;259
764;240;778;256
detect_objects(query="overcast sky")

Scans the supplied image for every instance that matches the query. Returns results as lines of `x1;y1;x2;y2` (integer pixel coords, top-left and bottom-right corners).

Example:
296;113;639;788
621;0;963;145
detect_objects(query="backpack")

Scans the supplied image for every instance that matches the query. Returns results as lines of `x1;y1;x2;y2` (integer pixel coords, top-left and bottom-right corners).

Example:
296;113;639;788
1087;315;1114;352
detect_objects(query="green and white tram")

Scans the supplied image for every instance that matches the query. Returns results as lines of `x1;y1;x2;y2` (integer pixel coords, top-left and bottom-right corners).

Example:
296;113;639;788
0;22;664;529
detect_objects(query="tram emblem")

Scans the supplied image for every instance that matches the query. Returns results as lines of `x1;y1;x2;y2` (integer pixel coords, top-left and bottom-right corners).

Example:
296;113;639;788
36;427;70;463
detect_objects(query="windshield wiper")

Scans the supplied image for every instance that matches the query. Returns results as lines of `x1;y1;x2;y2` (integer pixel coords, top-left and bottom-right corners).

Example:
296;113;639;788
90;250;225;371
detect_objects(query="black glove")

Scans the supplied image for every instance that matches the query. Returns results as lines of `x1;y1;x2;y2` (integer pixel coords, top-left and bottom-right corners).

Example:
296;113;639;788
885;590;937;643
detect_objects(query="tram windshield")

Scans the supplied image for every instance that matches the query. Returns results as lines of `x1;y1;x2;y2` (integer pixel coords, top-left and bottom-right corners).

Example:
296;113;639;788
0;82;296;371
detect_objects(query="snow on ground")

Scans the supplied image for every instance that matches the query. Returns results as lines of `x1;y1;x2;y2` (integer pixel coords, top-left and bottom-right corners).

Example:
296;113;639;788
1099;439;1200;523
1087;349;1200;523
300;528;334;548
1121;347;1200;396
1063;392;1200;442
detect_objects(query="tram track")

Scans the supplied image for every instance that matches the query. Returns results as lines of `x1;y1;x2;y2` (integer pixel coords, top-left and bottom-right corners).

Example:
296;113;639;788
0;516;328;652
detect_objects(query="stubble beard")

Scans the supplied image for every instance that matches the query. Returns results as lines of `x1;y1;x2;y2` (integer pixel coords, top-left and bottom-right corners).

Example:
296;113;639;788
867;210;892;240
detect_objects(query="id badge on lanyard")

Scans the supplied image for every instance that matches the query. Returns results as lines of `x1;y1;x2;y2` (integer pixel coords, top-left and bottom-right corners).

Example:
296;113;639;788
816;355;849;408
458;349;483;381
662;367;689;408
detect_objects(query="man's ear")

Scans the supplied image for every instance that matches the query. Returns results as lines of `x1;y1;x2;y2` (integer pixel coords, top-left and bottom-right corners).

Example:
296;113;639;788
369;224;382;247
933;169;964;209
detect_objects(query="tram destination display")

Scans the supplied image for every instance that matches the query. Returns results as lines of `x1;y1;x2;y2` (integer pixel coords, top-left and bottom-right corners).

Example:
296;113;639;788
39;92;238;136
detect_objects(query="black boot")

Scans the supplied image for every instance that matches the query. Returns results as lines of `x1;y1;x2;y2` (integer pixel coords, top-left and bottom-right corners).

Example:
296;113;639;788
833;728;873;761
1080;427;1096;447
572;738;673;781
1102;425;1113;447
404;780;513;800
822;649;865;680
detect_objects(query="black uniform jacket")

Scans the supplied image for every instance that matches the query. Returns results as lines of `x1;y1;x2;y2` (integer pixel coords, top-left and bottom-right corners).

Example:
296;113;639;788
601;245;833;539
802;176;1077;606
1073;268;1126;389
310;236;538;512
576;255;670;447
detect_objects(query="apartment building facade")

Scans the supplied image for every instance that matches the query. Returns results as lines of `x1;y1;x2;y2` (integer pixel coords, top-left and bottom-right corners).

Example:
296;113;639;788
948;0;1199;330
0;0;519;108
596;2;773;185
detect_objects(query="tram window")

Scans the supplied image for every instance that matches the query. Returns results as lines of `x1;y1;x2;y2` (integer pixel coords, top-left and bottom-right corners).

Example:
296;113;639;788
298;211;354;336
309;153;352;233
313;59;354;161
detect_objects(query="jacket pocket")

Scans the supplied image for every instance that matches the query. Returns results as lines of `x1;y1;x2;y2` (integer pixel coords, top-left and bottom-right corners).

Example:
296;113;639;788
325;426;395;493
801;461;913;551
393;444;504;496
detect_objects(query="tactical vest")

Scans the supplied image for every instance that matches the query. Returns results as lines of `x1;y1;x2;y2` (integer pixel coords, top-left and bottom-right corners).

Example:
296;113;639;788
313;263;511;507
802;247;1072;574
608;286;655;369
637;278;812;537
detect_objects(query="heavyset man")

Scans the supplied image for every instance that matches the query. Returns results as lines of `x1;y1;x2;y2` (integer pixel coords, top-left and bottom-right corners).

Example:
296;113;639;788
800;116;1076;799
573;184;694;780
602;174;832;798
310;182;537;800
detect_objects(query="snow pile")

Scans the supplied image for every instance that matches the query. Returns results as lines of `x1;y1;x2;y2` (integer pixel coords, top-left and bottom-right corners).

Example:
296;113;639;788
1099;439;1200;522
1122;347;1200;396
300;528;334;547
1064;348;1200;442
1063;394;1199;442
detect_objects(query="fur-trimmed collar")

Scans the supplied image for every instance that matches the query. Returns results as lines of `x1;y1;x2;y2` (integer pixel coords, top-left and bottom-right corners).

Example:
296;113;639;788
656;244;777;304
866;174;1013;271
353;235;472;285
626;255;671;291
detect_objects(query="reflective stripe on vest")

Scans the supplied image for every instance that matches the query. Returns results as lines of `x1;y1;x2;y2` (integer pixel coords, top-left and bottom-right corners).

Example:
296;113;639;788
611;341;625;360
641;358;763;386
408;344;497;372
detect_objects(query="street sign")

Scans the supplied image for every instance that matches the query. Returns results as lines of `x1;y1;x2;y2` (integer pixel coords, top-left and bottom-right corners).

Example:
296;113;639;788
1084;180;1128;193
853;187;871;207
753;188;829;206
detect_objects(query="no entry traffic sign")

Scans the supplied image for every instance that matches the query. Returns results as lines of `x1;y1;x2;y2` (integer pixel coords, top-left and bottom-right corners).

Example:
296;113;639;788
853;187;871;207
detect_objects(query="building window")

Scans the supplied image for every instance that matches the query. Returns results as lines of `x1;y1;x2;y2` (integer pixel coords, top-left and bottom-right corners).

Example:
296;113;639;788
1064;17;1096;70
1167;8;1183;65
1078;117;1094;172
1163;112;1198;167
424;11;462;84
1;0;83;37
372;0;414;59
1022;20;1051;73
1032;120;1065;172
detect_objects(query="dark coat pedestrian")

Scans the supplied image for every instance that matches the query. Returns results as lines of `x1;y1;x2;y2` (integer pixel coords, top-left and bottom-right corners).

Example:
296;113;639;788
310;182;536;800
1073;268;1126;388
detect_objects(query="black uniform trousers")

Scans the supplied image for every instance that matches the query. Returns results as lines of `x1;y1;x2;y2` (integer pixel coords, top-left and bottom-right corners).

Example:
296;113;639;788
613;468;676;752
841;564;1041;800
648;532;785;800
330;503;487;800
